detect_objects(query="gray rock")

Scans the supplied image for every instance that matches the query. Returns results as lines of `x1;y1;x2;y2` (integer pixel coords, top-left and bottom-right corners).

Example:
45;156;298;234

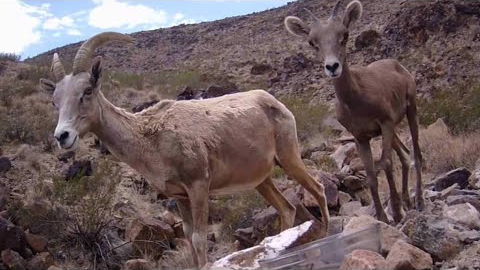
432;168;471;191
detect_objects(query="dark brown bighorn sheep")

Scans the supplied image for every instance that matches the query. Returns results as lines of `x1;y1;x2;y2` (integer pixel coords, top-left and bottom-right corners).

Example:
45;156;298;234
284;0;424;223
39;32;329;268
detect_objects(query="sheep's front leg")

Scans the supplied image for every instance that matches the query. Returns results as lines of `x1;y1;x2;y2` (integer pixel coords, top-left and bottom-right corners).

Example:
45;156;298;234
187;181;209;268
176;198;198;267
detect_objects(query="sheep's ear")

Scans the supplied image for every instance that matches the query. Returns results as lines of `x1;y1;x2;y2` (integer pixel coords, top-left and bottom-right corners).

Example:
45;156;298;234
90;56;103;88
39;78;55;94
343;0;363;29
284;16;310;37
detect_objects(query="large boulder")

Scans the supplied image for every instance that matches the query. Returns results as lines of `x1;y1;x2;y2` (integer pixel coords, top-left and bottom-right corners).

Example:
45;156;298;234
446;194;480;212
343;215;409;255
431;167;471;191
385;240;433;270
443;203;480;230
339;249;386;270
1;249;26;270
401;213;466;261
0;217;28;257
212;221;321;269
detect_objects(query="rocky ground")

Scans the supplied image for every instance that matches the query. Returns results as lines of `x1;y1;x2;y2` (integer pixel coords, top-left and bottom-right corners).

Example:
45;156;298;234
1;0;480;269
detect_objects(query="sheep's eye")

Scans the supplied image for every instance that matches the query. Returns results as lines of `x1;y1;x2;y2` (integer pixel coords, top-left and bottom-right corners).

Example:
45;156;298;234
52;101;57;108
84;87;93;96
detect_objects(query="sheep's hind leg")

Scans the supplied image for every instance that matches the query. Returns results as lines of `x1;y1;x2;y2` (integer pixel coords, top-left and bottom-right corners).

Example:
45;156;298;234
392;133;413;210
256;176;296;231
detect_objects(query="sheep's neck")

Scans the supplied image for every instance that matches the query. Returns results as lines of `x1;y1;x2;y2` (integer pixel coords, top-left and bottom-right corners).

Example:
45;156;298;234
92;93;143;164
332;61;359;106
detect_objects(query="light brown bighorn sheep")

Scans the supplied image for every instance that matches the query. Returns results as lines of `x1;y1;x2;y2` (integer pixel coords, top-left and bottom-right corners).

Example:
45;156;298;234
39;32;329;268
284;0;424;224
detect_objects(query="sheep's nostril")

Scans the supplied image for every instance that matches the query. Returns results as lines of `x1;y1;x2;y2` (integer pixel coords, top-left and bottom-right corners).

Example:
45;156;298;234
326;62;340;72
55;131;70;142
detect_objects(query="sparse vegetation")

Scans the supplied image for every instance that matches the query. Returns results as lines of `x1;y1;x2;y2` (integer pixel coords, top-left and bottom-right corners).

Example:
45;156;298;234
108;72;145;90
279;96;330;142
420;127;480;174
0;52;21;62
419;83;480;134
10;159;123;269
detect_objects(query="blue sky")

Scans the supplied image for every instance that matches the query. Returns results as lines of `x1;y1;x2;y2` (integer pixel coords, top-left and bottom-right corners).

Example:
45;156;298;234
0;0;294;59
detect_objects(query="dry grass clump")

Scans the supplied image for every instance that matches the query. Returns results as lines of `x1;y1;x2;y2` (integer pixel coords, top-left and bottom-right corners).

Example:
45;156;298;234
420;121;480;174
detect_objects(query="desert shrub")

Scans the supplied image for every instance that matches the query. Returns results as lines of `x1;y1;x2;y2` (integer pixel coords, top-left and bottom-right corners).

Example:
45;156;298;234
0;53;21;62
16;65;49;84
315;155;338;173
419;84;480;134
0;97;56;145
279;97;330;142
420;127;480;174
11;159;123;269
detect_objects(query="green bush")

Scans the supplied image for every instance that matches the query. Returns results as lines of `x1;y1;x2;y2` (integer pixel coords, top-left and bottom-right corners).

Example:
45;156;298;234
418;83;480;134
279;97;330;142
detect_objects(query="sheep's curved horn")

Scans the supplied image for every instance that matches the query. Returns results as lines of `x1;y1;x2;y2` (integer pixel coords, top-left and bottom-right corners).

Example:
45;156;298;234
304;8;320;22
72;32;134;75
51;53;65;82
331;0;342;18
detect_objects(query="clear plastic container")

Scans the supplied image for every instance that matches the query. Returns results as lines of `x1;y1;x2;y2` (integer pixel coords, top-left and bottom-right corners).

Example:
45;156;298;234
258;224;382;270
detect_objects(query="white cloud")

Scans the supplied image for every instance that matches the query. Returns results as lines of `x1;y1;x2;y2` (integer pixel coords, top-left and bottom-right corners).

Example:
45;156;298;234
0;1;47;54
88;0;168;29
67;29;82;36
43;16;75;30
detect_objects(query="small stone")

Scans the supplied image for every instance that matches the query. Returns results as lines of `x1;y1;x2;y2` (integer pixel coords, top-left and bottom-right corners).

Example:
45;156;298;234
342;175;367;192
339;201;362;217
439;183;459;199
1;249;26;270
386;239;433;270
26;252;54;270
338;191;353;206
339;249;386;270
0;156;12;174
160;210;177;226
125;216;175;258
125;259;153;270
26;233;48;253
234;227;256;249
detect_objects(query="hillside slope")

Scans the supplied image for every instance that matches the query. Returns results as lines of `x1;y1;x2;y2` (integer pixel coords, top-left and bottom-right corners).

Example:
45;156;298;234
27;0;480;105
